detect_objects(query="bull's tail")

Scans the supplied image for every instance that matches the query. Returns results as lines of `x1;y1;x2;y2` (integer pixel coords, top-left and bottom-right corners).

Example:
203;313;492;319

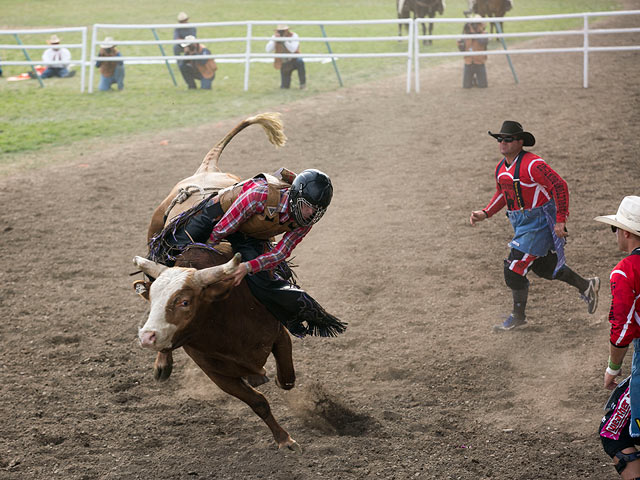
196;112;287;174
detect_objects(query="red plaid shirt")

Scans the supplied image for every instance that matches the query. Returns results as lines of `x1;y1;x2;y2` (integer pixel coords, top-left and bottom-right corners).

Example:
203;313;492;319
209;178;311;273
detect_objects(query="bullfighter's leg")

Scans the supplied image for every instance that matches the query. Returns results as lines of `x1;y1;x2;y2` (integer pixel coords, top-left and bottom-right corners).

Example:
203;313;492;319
153;351;173;381
272;326;295;390
206;371;301;452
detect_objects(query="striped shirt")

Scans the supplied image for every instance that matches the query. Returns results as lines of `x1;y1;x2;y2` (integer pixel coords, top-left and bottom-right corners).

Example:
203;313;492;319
209;178;311;273
609;248;640;347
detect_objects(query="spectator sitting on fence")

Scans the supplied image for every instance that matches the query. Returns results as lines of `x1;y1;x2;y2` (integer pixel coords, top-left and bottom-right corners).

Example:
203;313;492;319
266;25;306;90
179;35;217;90
41;34;75;78
96;37;124;91
457;16;488;88
174;11;197;67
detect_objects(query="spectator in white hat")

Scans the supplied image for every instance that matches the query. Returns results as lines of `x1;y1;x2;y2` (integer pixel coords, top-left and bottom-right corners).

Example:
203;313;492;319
174;11;197;65
41;34;75;79
266;25;306;89
179;35;217;90
96;37;124;91
597;196;640;477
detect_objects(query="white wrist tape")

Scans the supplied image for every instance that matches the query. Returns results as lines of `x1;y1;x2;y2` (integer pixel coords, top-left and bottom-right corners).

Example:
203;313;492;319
606;367;621;376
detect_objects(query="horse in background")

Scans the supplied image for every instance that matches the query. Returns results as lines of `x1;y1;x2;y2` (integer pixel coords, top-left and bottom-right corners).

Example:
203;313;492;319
397;0;446;45
465;0;513;37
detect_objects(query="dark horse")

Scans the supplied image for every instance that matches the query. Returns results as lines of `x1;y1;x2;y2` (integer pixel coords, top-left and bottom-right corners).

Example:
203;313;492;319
397;0;445;45
467;0;513;37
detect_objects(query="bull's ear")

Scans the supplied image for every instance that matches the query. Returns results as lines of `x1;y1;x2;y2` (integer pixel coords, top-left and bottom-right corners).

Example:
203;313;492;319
133;280;150;301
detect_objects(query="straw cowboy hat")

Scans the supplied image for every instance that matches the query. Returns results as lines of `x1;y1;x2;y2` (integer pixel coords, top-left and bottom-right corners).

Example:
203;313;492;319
595;196;640;235
276;24;289;31
488;120;536;147
177;12;189;22
100;37;115;49
180;35;197;48
48;34;61;45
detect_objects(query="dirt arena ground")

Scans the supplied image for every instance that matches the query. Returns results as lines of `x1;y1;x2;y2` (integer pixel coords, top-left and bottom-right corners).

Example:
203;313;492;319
1;6;639;480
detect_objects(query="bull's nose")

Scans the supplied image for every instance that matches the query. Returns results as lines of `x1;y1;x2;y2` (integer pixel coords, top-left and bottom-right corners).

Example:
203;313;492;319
139;331;156;347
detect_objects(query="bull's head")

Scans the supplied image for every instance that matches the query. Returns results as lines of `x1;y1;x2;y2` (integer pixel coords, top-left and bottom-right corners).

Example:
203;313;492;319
132;253;241;351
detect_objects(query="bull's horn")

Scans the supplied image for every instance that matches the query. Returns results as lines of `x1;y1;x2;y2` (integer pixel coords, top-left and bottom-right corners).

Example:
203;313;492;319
193;253;242;287
133;256;168;279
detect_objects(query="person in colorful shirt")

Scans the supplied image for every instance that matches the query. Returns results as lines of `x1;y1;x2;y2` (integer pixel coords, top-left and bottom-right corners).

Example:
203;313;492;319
178;35;217;90
597;196;640;479
469;120;599;330
148;168;346;338
95;37;124;91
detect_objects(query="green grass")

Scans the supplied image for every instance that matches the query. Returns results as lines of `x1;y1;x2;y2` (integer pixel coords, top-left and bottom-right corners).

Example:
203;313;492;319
0;0;622;172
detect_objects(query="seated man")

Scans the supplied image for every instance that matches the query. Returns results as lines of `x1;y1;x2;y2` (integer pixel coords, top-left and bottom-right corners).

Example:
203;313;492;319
41;34;75;78
178;35;217;90
148;168;345;338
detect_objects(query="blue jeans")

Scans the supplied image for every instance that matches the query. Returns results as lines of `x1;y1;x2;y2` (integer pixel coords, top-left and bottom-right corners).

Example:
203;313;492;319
98;65;125;91
40;67;72;78
179;63;214;90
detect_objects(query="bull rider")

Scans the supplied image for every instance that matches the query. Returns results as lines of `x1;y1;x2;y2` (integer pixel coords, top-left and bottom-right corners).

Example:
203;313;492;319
148;168;346;338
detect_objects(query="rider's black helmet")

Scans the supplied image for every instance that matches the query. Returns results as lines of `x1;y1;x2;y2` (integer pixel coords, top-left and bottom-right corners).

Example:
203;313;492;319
288;169;333;227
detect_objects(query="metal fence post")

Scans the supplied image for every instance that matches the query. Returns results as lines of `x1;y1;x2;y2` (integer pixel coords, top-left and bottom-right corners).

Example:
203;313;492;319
13;34;44;88
151;28;178;86
583;15;589;88
319;24;343;87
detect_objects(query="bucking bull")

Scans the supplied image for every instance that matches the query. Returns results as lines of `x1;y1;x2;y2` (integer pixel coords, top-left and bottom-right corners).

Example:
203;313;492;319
132;113;314;452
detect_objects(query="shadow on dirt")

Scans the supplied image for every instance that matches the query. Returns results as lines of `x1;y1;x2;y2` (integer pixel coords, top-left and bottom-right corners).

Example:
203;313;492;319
288;382;380;436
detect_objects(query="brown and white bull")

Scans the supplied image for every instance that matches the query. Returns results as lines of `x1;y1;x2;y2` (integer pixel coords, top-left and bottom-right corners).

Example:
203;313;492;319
134;247;300;451
134;113;301;451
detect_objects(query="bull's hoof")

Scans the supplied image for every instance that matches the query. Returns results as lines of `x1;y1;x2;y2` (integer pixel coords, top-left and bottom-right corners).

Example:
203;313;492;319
153;364;172;381
279;439;302;453
275;378;295;390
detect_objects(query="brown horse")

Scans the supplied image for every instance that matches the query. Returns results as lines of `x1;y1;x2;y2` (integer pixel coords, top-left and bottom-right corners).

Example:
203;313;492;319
397;0;445;45
469;0;513;37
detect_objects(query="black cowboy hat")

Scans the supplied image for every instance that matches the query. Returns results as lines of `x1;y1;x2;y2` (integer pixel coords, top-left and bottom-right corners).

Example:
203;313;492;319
488;120;536;147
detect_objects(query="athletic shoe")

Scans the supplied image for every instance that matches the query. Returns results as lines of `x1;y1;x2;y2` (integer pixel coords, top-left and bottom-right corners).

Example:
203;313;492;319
493;314;527;332
581;277;600;314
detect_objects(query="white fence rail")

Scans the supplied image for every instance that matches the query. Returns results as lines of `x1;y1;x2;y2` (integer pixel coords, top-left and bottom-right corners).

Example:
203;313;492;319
0;27;87;91
89;19;413;93
414;10;640;90
0;11;638;93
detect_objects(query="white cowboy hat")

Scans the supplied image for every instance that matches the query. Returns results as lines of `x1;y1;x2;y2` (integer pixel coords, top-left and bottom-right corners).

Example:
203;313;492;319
180;35;196;48
276;24;289;31
100;37;115;49
48;34;60;45
177;12;189;22
595;196;640;235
